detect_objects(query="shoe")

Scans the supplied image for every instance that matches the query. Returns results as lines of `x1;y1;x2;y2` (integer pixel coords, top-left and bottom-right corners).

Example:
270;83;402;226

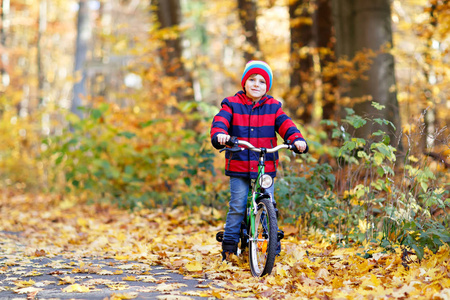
222;251;233;262
276;229;284;256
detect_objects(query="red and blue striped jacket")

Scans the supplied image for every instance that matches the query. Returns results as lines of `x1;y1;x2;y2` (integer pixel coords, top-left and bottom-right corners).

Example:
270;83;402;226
210;91;308;179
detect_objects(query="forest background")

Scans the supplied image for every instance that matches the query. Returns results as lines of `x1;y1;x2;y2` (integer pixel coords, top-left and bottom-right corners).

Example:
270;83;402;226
0;0;449;258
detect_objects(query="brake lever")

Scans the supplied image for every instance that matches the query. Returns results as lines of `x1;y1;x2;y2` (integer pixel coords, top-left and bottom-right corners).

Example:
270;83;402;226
219;146;244;153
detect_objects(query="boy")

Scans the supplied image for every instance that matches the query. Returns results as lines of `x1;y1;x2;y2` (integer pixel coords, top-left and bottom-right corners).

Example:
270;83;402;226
210;60;308;260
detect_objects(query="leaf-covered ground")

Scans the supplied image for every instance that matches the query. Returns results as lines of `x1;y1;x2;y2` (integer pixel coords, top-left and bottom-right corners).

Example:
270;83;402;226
1;193;449;299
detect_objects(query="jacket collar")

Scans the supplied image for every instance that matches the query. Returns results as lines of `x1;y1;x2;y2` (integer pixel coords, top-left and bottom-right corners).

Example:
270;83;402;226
236;91;270;108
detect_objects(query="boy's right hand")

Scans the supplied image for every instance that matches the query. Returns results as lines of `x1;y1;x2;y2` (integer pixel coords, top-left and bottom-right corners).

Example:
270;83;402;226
217;134;231;145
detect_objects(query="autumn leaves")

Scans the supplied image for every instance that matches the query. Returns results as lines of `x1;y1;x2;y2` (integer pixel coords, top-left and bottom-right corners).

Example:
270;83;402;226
1;194;449;299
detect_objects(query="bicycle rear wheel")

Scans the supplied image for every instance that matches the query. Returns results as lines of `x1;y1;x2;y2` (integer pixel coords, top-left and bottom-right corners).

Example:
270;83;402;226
249;198;278;277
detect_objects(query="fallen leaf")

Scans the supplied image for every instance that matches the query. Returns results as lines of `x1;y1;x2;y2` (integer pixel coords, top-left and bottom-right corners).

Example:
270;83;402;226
185;261;202;272
107;283;130;290
156;283;188;292
34;249;46;257
62;283;90;293
156;295;193;300
13;286;43;295
14;279;35;288
24;270;43;277
110;292;139;300
138;275;158;282
58;276;76;285
122;275;139;281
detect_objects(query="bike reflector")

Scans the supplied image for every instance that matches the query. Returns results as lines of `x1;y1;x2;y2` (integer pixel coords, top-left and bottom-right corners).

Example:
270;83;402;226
259;174;273;189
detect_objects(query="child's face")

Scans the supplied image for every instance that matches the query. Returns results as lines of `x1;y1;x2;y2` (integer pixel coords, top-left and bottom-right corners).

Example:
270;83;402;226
244;74;267;101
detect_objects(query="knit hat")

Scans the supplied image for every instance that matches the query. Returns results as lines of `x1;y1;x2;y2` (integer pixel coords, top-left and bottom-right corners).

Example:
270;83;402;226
241;60;273;93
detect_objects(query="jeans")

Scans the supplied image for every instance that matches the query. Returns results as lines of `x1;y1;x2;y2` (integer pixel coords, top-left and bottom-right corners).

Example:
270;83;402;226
222;176;275;254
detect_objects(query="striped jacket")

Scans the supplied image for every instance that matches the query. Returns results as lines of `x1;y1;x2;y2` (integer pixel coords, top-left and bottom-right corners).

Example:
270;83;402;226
210;91;308;179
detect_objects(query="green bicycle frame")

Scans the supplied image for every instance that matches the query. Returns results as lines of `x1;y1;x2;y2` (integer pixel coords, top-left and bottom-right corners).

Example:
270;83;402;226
247;150;269;242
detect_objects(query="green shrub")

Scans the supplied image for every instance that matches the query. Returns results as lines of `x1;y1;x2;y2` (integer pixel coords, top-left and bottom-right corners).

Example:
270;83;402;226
276;154;338;231
330;103;449;258
43;102;218;210
274;102;449;259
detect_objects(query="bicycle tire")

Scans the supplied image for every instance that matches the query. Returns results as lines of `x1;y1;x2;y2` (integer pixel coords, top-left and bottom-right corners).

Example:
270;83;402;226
249;197;278;277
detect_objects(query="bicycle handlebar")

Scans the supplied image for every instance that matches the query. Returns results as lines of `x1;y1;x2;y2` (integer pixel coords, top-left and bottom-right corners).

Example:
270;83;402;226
221;137;294;153
236;140;293;153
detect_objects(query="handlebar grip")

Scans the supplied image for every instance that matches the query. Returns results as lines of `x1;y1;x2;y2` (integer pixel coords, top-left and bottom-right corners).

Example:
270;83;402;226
225;136;238;147
219;136;241;153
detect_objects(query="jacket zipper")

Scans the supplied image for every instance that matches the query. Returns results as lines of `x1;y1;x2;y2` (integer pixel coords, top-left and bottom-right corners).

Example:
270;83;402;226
226;153;233;172
270;139;276;168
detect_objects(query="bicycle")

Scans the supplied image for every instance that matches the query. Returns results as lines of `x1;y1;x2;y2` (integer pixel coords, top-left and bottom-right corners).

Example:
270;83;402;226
215;137;294;277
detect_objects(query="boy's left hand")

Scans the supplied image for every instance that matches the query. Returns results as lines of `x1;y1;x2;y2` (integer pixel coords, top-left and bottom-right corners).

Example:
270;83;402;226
294;141;307;153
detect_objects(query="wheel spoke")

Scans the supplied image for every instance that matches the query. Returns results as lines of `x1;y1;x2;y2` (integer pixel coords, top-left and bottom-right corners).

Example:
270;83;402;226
248;198;278;277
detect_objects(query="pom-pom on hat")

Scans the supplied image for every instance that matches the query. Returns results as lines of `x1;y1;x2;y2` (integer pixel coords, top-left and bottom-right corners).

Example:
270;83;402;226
241;60;273;93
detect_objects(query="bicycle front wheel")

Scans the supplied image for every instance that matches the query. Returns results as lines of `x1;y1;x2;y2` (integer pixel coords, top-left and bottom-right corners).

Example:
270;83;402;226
249;198;278;277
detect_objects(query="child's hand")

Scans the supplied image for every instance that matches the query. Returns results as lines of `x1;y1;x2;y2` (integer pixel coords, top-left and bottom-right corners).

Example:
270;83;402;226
294;140;307;153
217;134;231;145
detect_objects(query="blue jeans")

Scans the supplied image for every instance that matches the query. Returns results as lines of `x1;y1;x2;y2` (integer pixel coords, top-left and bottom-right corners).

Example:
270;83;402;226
222;177;275;254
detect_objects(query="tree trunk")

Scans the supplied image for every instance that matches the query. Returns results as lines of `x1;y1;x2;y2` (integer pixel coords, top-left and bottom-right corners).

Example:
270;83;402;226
0;0;10;96
287;0;314;123
153;0;183;77
422;1;438;149
37;0;47;107
71;0;91;119
152;0;192;102
314;0;337;121
333;0;402;147
237;0;260;61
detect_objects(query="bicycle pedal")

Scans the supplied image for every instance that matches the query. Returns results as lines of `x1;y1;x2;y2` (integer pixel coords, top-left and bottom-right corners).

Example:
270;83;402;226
277;230;284;241
216;231;224;242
